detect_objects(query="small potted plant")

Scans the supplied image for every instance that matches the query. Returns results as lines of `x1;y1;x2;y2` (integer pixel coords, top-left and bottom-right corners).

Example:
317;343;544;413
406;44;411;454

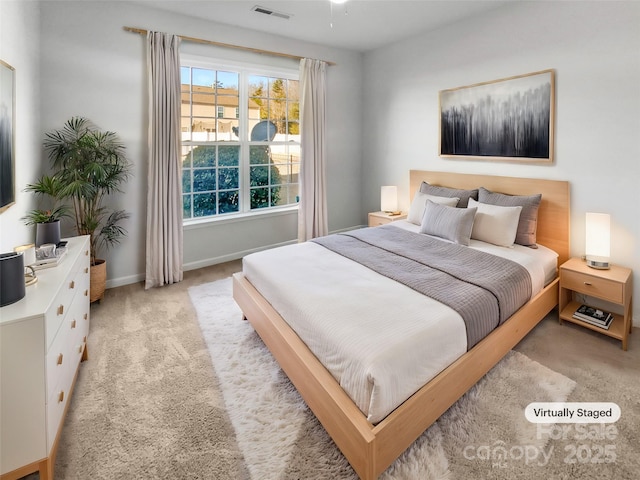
22;175;70;246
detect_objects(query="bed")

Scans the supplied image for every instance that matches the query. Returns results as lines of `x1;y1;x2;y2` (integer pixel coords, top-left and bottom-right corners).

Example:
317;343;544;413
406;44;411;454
233;170;570;479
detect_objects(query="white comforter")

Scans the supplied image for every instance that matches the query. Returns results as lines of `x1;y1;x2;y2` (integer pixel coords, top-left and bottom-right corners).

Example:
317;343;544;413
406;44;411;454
242;223;557;423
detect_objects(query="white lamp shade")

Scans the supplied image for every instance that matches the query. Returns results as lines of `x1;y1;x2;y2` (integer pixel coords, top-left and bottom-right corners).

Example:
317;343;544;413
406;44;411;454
585;212;610;268
380;186;398;212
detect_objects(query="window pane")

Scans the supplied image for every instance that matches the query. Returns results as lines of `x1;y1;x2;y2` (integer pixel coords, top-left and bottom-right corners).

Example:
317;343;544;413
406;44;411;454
192;146;216;167
217;71;238;93
216;120;238;141
249;75;268;98
181;146;193;167
250;145;270;165
192;68;215;88
183;194;192;218
182;169;191;193
270;186;282;207
269;78;286;98
191;94;216;117
250;166;269;186
250;187;269;209
218;168;239;190
191;118;216;141
193;193;216;217
218;145;239;166
286;79;299;98
180;67;191;91
219;190;239;214
181;117;192;142
193;168;216;192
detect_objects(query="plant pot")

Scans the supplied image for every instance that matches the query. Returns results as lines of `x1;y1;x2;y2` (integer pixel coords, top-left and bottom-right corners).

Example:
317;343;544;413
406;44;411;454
90;259;106;303
35;220;61;247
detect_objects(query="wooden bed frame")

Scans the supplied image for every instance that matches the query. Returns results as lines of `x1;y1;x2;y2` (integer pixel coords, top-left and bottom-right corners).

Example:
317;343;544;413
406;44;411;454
233;170;570;479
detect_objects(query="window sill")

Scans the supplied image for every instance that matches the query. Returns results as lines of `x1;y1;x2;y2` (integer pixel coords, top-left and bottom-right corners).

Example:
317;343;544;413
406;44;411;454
183;205;299;230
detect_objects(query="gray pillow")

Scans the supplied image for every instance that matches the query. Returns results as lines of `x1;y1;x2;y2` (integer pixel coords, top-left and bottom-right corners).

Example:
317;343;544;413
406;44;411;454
478;187;542;248
407;191;460;225
419;181;478;208
419;200;477;246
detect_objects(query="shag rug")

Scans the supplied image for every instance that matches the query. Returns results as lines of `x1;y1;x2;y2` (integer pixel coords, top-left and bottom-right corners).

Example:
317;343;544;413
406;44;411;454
189;278;577;479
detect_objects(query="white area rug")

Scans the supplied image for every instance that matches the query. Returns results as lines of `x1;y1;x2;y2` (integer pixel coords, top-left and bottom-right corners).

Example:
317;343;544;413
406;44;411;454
189;278;576;479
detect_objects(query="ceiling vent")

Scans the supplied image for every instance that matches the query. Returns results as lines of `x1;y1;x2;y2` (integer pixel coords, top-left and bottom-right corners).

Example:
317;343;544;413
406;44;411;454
251;5;291;20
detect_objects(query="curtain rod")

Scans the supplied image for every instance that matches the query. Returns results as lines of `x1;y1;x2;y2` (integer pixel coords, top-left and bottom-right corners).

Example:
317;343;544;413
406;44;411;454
123;27;336;66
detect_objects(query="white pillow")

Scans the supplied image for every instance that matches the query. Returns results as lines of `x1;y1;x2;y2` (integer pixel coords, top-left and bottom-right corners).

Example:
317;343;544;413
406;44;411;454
468;198;523;247
407;192;460;225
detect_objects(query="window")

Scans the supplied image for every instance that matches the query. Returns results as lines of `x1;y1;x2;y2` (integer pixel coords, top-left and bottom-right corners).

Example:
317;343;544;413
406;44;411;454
181;61;300;221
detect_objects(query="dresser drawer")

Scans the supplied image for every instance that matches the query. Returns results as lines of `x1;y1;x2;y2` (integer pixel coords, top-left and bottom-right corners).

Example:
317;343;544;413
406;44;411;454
45;310;83;397
561;269;623;303
45;270;82;350
45;325;71;398
46;359;76;450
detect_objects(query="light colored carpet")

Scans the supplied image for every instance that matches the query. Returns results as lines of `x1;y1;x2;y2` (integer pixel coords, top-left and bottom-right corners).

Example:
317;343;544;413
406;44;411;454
31;260;638;480
189;277;577;479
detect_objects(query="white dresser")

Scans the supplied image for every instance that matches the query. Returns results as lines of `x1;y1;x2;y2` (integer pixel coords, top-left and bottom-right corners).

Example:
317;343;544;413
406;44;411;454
1;236;91;480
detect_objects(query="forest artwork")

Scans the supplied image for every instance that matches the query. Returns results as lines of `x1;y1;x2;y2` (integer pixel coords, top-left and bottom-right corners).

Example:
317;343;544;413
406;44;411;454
0;60;15;211
440;70;555;163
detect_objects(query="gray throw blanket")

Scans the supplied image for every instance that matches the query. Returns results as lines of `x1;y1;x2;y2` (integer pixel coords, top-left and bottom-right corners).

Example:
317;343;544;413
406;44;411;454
312;225;532;349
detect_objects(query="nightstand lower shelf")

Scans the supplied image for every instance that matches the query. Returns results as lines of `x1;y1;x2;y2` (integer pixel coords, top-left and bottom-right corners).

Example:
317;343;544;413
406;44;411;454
559;300;627;343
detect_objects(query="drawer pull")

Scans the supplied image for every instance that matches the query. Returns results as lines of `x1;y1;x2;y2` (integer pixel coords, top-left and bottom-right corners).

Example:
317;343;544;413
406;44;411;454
85;267;89;274
85;290;89;297
69;280;75;289
84;313;88;320
85;250;89;256
58;391;65;403
57;353;64;365
57;305;64;316
71;320;77;329
584;282;592;286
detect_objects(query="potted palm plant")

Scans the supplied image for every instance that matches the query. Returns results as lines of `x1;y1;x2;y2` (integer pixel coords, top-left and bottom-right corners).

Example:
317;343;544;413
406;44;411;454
42;117;132;302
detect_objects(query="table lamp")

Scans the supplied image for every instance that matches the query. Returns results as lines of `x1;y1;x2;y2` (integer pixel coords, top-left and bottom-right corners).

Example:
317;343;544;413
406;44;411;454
585;212;610;269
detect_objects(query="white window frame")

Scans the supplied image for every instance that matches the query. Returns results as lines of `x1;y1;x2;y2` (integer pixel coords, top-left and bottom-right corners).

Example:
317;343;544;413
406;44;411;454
181;55;300;226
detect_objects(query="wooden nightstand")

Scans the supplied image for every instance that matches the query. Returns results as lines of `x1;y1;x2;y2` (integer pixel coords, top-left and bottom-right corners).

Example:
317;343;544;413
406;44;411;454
559;258;633;350
368;211;407;227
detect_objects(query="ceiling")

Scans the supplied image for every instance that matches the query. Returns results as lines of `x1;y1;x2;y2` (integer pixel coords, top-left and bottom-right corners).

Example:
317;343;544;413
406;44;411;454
135;0;511;52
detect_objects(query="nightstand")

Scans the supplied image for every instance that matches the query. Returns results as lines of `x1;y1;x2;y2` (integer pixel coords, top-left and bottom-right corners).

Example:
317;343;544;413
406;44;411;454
368;211;407;227
559;258;633;350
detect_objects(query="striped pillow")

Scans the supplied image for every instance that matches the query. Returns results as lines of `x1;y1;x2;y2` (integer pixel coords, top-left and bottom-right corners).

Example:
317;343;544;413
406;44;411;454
419;200;477;246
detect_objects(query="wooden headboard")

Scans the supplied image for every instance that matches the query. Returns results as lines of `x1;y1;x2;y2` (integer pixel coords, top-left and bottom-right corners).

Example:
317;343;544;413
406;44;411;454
409;170;570;266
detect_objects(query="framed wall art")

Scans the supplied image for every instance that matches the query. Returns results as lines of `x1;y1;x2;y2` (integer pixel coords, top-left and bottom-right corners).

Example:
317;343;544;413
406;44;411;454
439;69;555;163
1;59;16;212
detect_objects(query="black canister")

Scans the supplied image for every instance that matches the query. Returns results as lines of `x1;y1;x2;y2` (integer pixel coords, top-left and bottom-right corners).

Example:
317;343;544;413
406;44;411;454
0;252;26;307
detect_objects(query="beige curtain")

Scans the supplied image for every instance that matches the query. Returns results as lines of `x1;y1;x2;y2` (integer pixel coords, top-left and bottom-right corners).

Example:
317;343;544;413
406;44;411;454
298;58;328;242
145;32;183;289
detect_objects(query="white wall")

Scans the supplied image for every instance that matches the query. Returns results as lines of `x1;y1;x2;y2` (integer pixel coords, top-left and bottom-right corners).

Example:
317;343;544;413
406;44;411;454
37;1;363;287
363;1;640;324
0;1;42;252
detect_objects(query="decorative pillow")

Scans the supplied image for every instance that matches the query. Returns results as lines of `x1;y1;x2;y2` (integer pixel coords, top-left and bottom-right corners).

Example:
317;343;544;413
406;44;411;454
468;198;522;247
419;181;479;208
407;192;460;225
419;200;477;246
478;187;542;248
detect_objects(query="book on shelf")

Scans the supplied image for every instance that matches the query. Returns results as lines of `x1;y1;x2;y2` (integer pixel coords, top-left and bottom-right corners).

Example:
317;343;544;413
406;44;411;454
572;304;614;329
573;313;613;330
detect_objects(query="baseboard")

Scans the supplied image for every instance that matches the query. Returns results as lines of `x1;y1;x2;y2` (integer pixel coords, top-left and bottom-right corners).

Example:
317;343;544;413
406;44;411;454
104;224;366;290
